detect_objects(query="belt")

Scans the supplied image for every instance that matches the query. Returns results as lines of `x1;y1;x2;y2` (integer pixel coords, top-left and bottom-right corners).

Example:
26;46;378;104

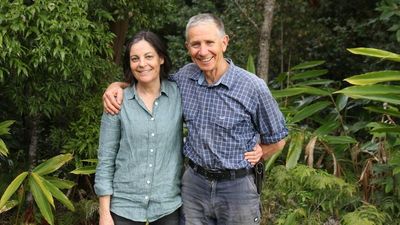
188;159;253;181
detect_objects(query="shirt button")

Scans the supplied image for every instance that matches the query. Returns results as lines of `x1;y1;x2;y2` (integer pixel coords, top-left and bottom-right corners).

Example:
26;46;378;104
150;149;154;152
155;102;158;105
150;117;155;120
149;164;152;167
145;196;148;200
151;133;155;137
147;180;151;184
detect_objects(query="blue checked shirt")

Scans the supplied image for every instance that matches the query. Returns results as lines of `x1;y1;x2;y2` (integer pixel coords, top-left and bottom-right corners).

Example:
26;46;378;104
171;59;288;170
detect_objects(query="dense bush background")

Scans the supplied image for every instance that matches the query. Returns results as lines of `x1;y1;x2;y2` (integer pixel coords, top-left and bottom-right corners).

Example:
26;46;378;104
0;0;399;224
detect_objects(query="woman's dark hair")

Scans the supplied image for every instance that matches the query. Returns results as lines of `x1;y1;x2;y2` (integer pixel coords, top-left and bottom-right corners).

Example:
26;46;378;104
123;31;172;84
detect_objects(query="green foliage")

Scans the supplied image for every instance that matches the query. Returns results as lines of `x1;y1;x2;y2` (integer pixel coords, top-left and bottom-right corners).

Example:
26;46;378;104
0;1;399;224
338;47;400;147
270;0;396;82
263;165;356;224
90;0;176;29
56;199;99;225
268;47;400;223
0;0;114;117
376;0;400;42
62;95;103;159
342;204;390;225
0;154;75;225
285;132;304;169
270;60;353;172
347;48;400;62
0;120;15;157
71;159;97;175
246;55;256;74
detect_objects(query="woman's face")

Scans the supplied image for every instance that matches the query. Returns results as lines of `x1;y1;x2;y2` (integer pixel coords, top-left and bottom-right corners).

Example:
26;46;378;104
129;40;164;85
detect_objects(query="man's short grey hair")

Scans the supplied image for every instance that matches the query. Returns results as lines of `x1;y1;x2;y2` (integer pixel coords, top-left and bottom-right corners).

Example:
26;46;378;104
185;13;226;40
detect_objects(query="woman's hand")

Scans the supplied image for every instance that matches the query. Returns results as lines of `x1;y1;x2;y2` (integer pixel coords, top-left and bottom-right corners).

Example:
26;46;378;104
99;211;114;225
98;196;114;225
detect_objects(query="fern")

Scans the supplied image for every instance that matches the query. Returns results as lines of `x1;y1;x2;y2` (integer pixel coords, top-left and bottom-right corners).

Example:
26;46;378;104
263;164;356;224
341;204;390;225
56;199;99;225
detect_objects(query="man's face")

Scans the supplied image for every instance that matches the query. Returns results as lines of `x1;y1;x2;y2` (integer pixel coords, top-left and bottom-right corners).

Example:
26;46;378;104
185;22;229;74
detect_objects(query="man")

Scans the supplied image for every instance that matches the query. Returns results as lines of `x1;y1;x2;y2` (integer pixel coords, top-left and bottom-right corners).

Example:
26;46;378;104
103;13;288;225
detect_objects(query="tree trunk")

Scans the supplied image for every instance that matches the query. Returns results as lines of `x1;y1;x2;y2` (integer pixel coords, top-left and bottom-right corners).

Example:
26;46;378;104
28;114;40;170
110;19;129;65
257;0;276;83
25;114;40;223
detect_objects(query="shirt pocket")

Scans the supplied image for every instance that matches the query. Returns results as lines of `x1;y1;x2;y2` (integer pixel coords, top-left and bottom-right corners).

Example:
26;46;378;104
213;114;245;130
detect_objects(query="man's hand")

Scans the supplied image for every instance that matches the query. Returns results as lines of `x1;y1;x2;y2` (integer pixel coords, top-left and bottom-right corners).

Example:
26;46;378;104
102;82;129;114
244;144;263;166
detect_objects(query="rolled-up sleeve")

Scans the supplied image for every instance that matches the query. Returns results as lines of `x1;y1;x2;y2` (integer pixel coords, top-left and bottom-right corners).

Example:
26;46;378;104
253;80;288;144
94;112;121;196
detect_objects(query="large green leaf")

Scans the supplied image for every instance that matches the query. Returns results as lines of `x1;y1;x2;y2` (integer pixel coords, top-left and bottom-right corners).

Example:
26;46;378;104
291;60;325;70
336;85;400;95
286;132;305;169
271;88;304;98
264;150;283;172
347;48;400;62
322;136;357;145
335;94;348;112
272;86;331;98
290;101;332;123
33;153;73;176
0;172;28;210
371;126;400;133
296;86;331;96
45;177;76;189
344;71;400;85
0;139;9;157
284;212;298;225
0;200;18;213
364;106;400;118
29;176;54;225
314;120;340;135
291;69;328;81
41;178;75;211
70;165;97;175
341;94;400;105
0;120;15;135
246;55;256;74
31;173;55;208
295;79;334;87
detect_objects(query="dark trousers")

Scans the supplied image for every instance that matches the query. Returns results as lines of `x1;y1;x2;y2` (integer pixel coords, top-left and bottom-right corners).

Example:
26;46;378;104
181;167;261;225
111;209;180;225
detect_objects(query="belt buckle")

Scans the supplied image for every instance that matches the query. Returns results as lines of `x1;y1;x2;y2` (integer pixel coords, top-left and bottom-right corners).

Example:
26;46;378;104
206;170;224;180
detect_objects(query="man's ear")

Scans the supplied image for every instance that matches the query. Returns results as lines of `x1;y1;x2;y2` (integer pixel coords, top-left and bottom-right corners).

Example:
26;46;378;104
222;35;229;52
185;41;189;51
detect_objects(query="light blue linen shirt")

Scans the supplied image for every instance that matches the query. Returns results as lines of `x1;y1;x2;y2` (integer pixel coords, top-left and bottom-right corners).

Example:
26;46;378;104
94;79;183;222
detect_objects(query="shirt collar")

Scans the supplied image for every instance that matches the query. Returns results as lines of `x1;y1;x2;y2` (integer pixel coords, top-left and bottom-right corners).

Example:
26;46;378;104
190;59;236;89
126;79;170;100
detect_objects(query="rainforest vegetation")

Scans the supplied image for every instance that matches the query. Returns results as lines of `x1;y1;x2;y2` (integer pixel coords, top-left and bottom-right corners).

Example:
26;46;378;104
0;0;399;224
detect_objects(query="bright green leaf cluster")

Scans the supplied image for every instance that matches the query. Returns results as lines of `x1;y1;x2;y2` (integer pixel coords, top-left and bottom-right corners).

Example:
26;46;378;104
0;154;75;225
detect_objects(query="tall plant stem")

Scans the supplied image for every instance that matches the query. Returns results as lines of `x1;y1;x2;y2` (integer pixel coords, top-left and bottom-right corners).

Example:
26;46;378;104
328;94;347;136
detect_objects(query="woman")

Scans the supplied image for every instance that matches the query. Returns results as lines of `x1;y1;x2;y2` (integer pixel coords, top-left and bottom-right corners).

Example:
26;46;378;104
94;31;182;225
